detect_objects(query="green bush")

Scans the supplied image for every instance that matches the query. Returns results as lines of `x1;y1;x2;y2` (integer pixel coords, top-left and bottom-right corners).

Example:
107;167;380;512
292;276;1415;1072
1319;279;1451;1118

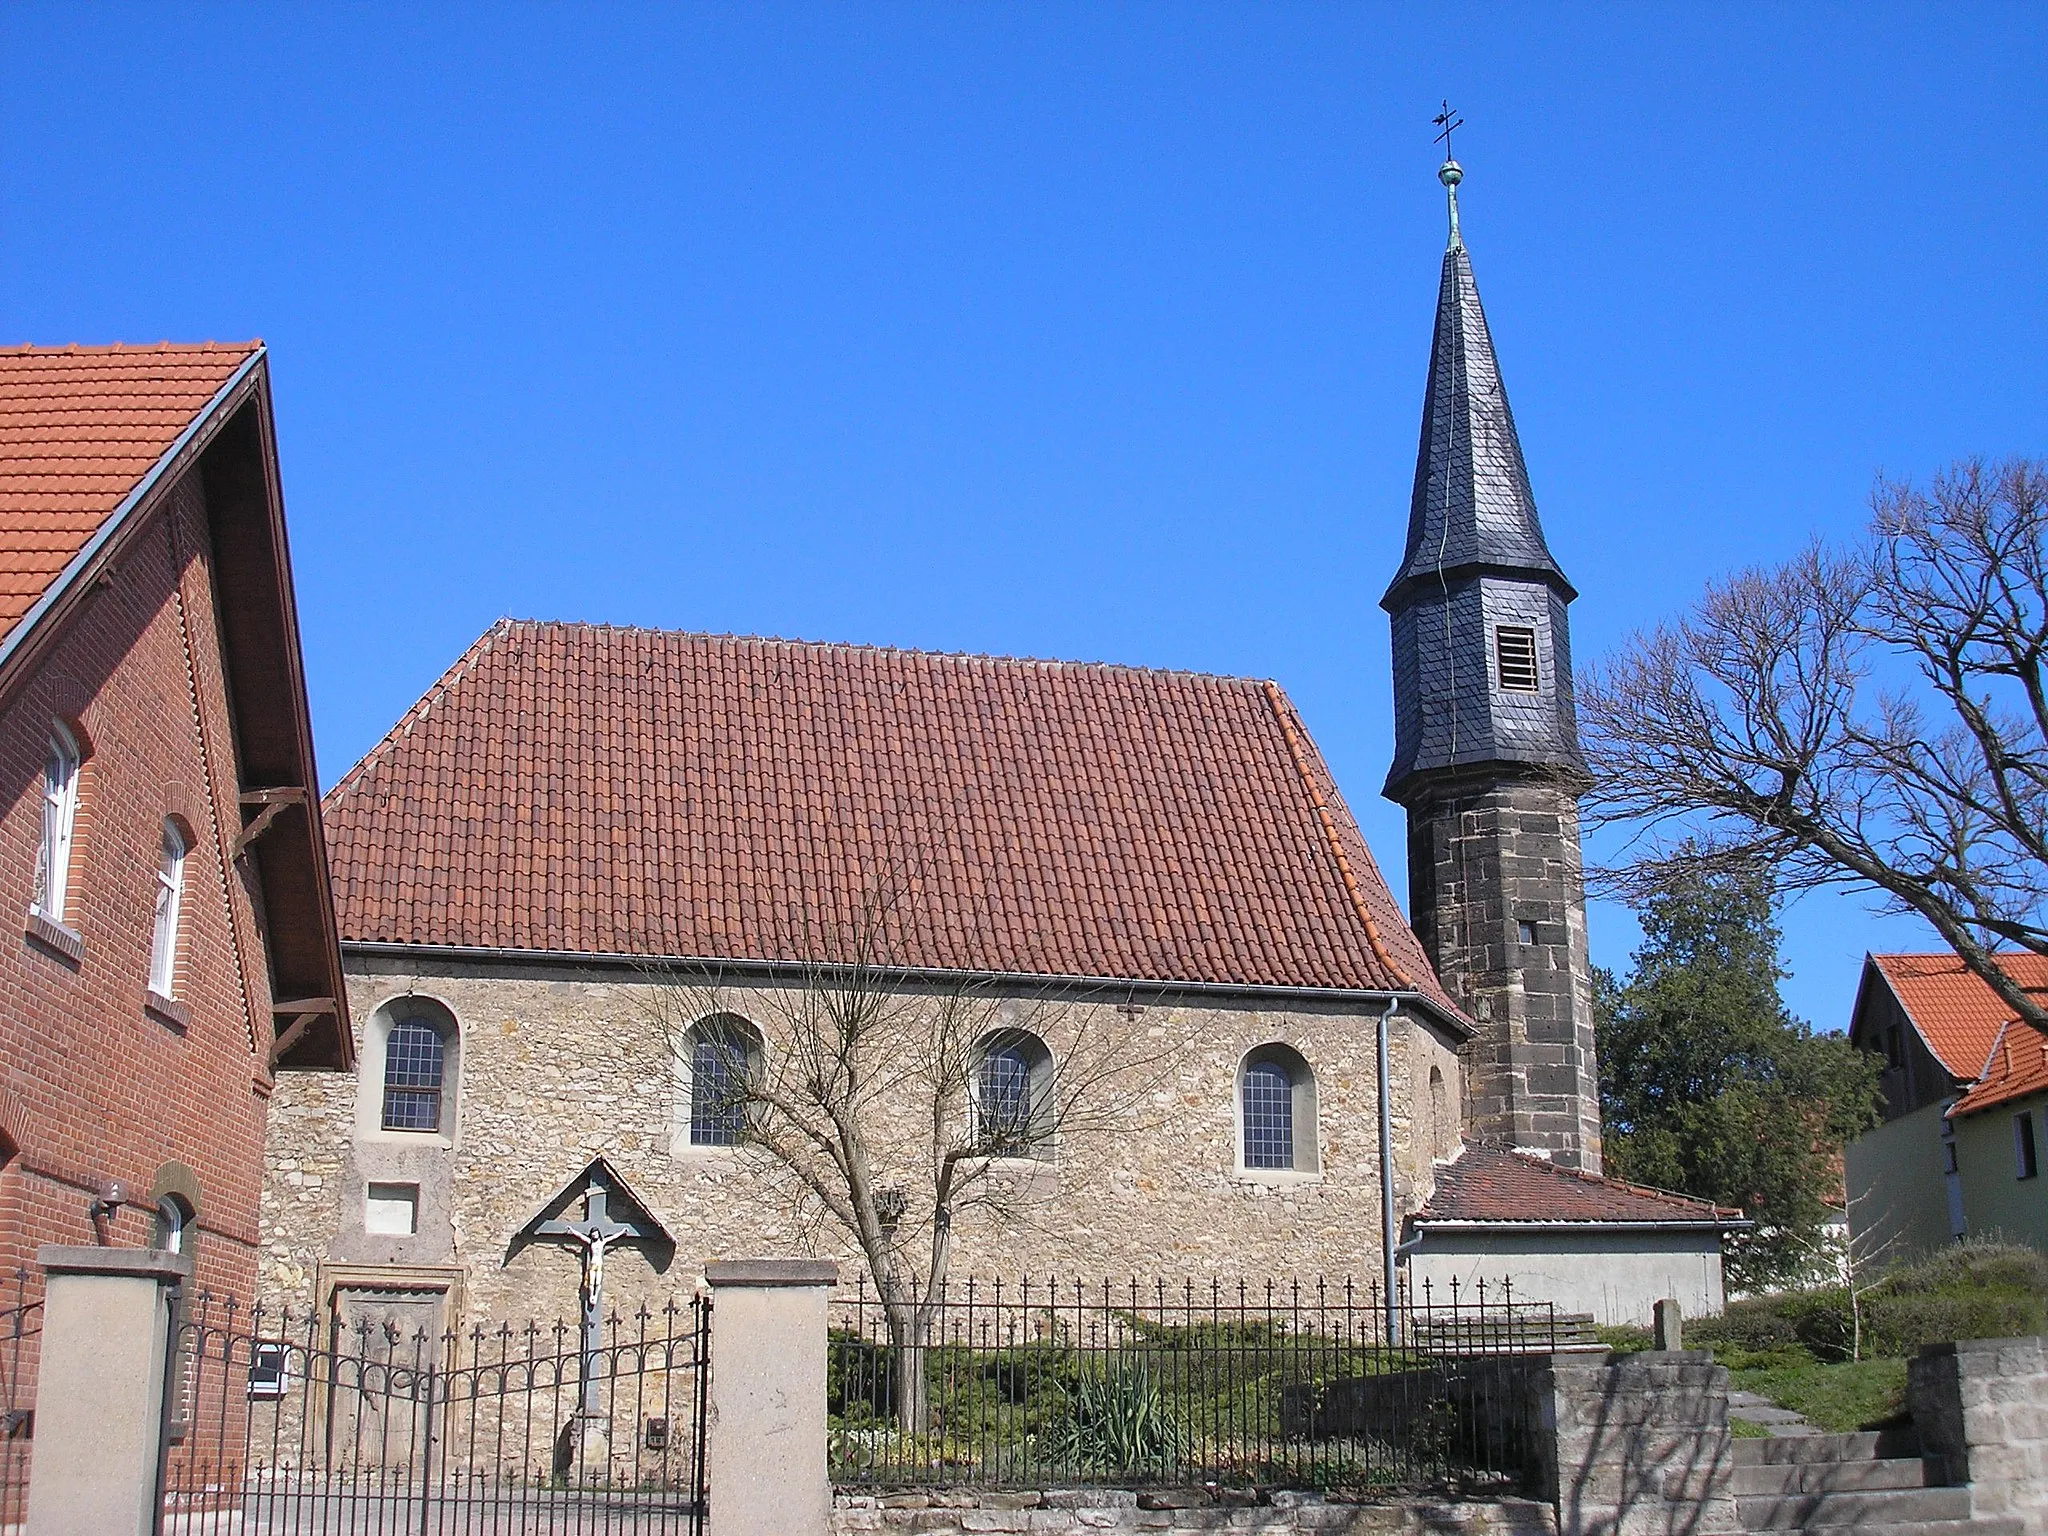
1693;1237;2048;1365
1689;1296;1809;1355
1880;1240;2048;1301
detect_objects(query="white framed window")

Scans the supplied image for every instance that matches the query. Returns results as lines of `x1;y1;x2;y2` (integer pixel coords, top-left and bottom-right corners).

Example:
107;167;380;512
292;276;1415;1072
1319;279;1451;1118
33;724;81;923
149;819;188;997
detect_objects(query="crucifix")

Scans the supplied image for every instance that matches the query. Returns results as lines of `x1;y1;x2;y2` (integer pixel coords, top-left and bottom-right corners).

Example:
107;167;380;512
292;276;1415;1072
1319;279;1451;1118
1431;99;1463;162
533;1180;648;1451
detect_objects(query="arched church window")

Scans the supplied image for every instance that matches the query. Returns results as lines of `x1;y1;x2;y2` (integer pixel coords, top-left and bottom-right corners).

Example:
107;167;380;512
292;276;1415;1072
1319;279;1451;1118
973;1030;1052;1156
1429;1065;1455;1161
382;1018;448;1131
687;1016;761;1147
1240;1044;1317;1174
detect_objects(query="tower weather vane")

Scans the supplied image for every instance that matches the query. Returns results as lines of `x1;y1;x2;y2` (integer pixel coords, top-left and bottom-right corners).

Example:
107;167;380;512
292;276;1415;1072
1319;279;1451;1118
1432;100;1466;249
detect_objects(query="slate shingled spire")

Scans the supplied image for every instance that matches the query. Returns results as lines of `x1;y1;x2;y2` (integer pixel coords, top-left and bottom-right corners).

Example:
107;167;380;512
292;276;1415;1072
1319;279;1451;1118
1383;155;1603;1172
1382;163;1585;797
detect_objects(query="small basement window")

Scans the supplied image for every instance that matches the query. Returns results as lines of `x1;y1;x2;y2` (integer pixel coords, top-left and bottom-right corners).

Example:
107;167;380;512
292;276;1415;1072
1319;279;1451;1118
1494;626;1540;692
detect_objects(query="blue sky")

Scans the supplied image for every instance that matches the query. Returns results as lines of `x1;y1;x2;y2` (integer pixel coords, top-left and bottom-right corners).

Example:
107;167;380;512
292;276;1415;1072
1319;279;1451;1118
3;6;2043;1028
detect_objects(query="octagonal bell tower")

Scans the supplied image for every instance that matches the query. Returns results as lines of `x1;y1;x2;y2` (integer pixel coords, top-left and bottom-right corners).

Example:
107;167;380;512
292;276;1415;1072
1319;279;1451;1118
1382;154;1603;1172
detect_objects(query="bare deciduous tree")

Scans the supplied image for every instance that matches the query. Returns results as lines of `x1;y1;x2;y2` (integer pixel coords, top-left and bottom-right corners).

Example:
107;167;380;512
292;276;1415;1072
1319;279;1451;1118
639;866;1185;1431
1582;457;2048;1029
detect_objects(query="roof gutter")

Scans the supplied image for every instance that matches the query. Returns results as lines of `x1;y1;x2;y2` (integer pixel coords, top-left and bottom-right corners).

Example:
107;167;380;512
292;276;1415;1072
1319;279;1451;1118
0;348;265;682
339;938;1471;1034
1407;1217;1752;1235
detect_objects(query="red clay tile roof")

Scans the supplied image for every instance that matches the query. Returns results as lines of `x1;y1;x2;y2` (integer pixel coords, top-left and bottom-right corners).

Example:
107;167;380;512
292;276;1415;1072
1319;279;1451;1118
325;620;1455;1005
1868;952;2048;1081
1412;1147;1743;1226
0;343;261;637
1950;1021;2048;1118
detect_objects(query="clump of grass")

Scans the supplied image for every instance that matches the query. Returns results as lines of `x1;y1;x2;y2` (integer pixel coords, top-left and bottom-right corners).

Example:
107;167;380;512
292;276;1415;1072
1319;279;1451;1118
1041;1361;1185;1476
1693;1238;2048;1364
1725;1356;1909;1434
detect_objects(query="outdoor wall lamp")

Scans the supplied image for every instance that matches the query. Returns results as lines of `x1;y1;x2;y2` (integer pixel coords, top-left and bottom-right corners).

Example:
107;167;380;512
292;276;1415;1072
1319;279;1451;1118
87;1177;132;1244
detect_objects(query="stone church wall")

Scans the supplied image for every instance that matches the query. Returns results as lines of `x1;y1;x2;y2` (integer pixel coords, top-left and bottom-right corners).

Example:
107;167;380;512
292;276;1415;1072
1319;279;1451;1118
259;953;1466;1326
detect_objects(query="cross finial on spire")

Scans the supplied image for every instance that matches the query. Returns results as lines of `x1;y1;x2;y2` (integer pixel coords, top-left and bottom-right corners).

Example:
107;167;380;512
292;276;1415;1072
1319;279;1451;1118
1432;101;1465;250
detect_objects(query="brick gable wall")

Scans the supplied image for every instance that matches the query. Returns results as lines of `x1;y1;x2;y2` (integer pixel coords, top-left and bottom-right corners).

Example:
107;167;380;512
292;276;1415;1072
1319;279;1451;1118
0;471;275;1302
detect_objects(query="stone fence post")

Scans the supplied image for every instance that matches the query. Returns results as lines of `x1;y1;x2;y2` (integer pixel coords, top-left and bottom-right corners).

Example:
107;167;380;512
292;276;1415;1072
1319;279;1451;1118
25;1244;193;1536
1533;1349;1738;1536
1908;1333;2048;1534
704;1258;837;1536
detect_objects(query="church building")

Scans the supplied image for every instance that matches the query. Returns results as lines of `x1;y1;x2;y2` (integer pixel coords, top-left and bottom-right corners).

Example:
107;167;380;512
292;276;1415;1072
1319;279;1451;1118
258;159;1734;1334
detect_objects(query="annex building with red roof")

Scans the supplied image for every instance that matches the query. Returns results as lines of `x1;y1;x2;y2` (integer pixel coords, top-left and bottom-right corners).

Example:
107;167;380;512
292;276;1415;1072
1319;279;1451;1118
1846;951;2048;1257
1401;1148;1746;1323
0;343;348;1307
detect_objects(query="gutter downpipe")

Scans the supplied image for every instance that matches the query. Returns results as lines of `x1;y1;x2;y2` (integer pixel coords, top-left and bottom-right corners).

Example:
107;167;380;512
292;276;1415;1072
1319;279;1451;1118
1377;995;1401;1347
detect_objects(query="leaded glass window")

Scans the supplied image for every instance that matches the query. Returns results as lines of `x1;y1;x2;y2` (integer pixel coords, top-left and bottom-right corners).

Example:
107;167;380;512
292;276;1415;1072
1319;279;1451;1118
690;1025;755;1147
977;1043;1033;1152
381;1020;446;1132
1241;1059;1295;1170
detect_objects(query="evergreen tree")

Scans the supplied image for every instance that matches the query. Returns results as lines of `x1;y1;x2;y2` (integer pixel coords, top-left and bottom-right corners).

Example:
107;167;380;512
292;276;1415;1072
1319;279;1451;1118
1598;863;1883;1292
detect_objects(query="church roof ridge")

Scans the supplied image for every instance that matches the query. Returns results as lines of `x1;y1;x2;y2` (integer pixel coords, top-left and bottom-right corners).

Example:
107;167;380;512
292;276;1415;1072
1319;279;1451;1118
479;616;1284;689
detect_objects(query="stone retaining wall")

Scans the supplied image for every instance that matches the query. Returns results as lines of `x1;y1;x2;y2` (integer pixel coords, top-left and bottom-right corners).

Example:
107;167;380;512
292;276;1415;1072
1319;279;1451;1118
1908;1332;2048;1535
831;1490;1556;1535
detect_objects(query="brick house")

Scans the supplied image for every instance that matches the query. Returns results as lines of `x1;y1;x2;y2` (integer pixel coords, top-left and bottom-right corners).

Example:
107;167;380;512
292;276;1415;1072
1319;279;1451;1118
0;343;349;1306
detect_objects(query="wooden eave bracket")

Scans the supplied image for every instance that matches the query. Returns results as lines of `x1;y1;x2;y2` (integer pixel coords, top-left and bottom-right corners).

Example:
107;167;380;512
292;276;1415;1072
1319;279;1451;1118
235;786;308;858
268;997;338;1070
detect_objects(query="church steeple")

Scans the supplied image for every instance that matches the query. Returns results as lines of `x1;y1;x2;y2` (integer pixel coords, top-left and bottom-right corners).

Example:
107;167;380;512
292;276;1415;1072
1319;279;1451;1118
1382;148;1603;1173
1382;159;1586;802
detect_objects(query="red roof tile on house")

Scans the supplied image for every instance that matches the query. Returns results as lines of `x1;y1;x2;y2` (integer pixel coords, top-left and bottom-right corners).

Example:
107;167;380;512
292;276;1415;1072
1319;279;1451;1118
1868;951;2048;1081
1951;1021;2048;1118
0;343;261;637
324;620;1456;1006
1412;1147;1742;1226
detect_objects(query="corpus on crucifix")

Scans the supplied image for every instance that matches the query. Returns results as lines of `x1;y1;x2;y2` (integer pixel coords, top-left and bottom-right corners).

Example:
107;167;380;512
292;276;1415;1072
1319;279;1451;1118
514;1158;673;1472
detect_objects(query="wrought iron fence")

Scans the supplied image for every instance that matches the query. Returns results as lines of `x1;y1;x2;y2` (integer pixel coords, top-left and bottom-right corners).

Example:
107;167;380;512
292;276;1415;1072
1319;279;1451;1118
163;1290;710;1534
828;1275;1557;1494
0;1269;41;1528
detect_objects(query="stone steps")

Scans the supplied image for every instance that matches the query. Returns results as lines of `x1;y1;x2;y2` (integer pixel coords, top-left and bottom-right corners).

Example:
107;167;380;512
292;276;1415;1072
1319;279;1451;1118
1736;1484;1972;1529
1734;1430;1897;1464
1731;1455;1931;1495
1727;1421;2013;1535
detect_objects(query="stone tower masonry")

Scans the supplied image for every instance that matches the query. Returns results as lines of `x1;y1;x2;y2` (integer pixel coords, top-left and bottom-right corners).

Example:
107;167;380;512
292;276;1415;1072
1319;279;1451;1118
1382;157;1603;1172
